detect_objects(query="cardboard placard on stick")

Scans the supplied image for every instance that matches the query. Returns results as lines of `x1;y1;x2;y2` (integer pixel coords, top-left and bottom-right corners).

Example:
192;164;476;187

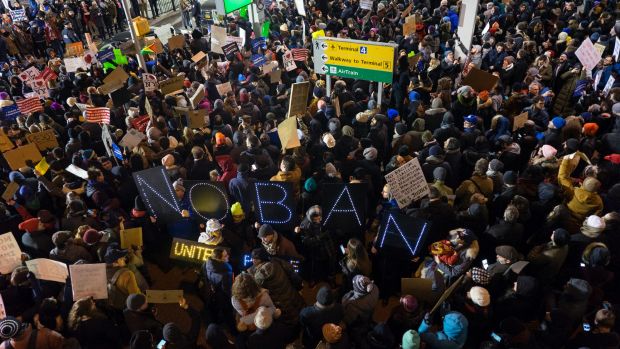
144;37;164;54
287;81;310;117
277;117;300;149
270;69;282;83
190;85;205;109
2;143;42;170
462;67;499;92
167;34;186;50
26;129;59;151
159;76;185;95
187;109;208;129
512;112;529;131
191;51;207;63
216;82;232;97
120;226;143;249
2;182;19;201
403;21;416;36
99;68;129;95
146;290;183;303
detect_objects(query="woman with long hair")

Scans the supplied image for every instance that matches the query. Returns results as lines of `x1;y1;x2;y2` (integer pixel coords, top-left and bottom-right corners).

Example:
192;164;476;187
230;273;280;332
340;238;372;293
68;297;122;349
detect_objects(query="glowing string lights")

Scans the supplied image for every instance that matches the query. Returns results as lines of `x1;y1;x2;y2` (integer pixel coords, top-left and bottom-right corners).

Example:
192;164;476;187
254;182;293;225
188;182;230;221
323;185;362;226
378;213;428;256
135;168;181;217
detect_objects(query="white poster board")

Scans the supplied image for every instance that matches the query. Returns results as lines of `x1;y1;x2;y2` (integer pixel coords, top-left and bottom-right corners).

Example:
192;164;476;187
614;37;620;61
603;76;615;96
25;258;68;283
143;73;158;92
0;233;22;274
210;25;227;54
69;263;108;301
64;57;89;73
65;164;89;180
384;158;430;208
119;128;146;148
360;0;373;10
294;0;306;16
455;0;479;60
575;38;602;71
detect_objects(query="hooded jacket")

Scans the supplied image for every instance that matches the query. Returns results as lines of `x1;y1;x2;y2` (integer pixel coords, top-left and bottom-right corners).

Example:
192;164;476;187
418;311;468;349
567;188;603;224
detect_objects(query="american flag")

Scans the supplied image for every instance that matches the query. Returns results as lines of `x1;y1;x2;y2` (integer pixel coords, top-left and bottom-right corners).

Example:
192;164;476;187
15;97;43;114
291;48;309;61
85;107;111;124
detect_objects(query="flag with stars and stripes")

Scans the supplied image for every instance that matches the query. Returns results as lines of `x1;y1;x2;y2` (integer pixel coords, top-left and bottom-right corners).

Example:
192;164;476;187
85;107;111;124
15;97;43;114
291;48;309;61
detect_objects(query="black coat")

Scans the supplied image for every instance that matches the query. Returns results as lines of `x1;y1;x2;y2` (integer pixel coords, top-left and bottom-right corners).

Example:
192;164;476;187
246;321;291;349
299;304;345;348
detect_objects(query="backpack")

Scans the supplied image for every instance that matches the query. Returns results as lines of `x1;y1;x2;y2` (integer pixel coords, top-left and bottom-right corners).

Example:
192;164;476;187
108;268;130;310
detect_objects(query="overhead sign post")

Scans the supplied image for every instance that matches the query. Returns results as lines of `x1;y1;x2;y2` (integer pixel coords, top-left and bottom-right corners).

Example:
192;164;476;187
312;37;396;106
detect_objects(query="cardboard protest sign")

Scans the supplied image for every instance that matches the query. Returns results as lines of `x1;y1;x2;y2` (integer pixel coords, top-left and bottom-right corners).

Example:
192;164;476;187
287;81;310;117
133;167;183;223
0;233;22;274
321;183;367;232
63;57;89;73
376;212;430;258
512;112;529;131
2;143;42;170
261;60;279;74
170;237;215;263
210;25;227;54
575;38;602;71
385;158;430;208
186;109;208;129
69;263;108;300
110;86;132;108
2;181;19;201
30;78;49;99
35;157;50;175
65;42;85;57
252;182;295;229
183;181;230;221
430;274;465;314
159;76;185;95
167;34;186;50
403;20;416;36
462;67;499;92
190;85;205;109
277;117;301;149
216;82;232;97
144;37;164;54
401;278;437;303
120;227;143;249
146;290;183;303
603;76;616;96
119;129;145;148
270;69;282;83
25;258;68;283
101;67;130;94
0;130;14;152
222;42;240;59
191;51;207;63
65;164;89;179
143;73;158;92
26;129;58;151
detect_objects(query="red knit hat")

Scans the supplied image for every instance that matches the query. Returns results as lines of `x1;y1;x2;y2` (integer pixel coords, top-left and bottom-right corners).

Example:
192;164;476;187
18;218;41;233
582;123;599;136
215;132;226;145
604;154;620;164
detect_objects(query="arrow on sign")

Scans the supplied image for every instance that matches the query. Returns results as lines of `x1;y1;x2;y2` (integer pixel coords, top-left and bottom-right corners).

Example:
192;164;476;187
321;54;328;62
321;65;328;73
321;42;328;49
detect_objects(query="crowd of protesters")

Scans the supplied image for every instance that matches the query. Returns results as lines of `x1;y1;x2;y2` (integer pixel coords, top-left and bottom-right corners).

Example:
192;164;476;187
1;0;620;348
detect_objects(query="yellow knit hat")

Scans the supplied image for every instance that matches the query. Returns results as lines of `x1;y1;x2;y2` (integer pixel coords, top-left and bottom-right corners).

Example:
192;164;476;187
231;202;244;217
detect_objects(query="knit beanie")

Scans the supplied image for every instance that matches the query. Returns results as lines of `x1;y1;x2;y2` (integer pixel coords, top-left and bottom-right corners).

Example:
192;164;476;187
583;122;599;136
83;229;103;245
468;286;491;307
231;202;244;217
352;275;374;294
163;323;183;344
541;144;557;158
316;286;334;306
363;147;378;161
401;330;420;349
322;133;336;148
550;116;566;129
322;323;343;344
400;295;418;313
582;177;601;192
126;293;147;311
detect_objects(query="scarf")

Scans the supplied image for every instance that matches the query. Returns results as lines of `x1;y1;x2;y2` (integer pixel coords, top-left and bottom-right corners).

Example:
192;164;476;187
262;232;279;255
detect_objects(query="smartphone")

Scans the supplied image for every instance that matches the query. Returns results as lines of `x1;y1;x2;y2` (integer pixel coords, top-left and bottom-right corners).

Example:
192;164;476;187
157;340;166;349
580;263;586;267
490;332;502;342
482;259;489;270
340;245;345;254
583;323;591;332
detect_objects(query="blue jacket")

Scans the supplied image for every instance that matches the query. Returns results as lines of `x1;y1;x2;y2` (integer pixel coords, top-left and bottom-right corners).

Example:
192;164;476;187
228;171;255;213
418;311;468;349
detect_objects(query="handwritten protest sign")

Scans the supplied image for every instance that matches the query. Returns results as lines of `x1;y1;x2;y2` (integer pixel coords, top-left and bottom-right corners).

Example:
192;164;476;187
69;263;108;300
101;68;130;94
270;69;282;83
190;85;205;109
65;164;89;179
64;57;89;73
462;67;499;92
159;76;185;95
575;38;602;71
0;130;14;152
167;34;186;50
9;9;26;22
65;42;85;57
30;78;49;99
278;117;300;149
120;227;143;249
26;129;58;151
18;67;41;87
187;109;208;129
143;73;158;92
2;182;19;201
287;81;310;117
119;129;145;148
360;0;373;10
191;51;207;63
2;143;42;170
25;258;68;283
384;158;430;208
146;290;183;303
513;112;529;131
210;25;227;54
0;233;22;274
283;51;297;72
35;157;50;175
216;82;232;97
603;76;615;96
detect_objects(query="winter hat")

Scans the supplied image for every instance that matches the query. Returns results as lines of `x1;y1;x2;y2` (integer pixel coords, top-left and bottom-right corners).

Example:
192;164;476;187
322;133;336;148
470;267;490;285
304;177;318;192
104;247;128;264
550;116;566;129
258;224;274;238
352;275;375;294
173;179;185;192
400;295;418;312
231;202;244;217
254;306;273;330
464;115;477;125
52;231;71;247
582;177;601;192
429;145;443;157
163;323;183;344
18;217;42;233
161;154;175;167
0;317;26;340
387;109;399;121
496;245;521;261
586;244;610;267
457;85;473;97
552;228;570;246
325;163;338;177
604;154;620;164
564;278;592;301
342;125;354;137
316;286;334;306
541;144;557;158
205;219;222;233
474;158;489;174
322;323;343;344
395;122;407;135
421;131;434;143
83;229;102;245
582;123;599;136
215;132;226;145
444;137;460;152
401;330;421;349
363;147;378;161
503;171;517;185
488;159;503;172
581;215;606;237
433;167;447;181
126;293;147;311
468;286;491;307
442;312;468;340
